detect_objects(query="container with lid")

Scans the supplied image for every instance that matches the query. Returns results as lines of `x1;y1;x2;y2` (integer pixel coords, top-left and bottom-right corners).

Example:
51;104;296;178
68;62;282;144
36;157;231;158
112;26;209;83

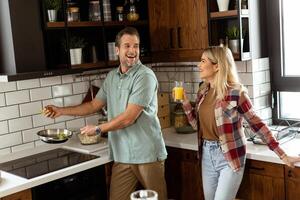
116;6;124;21
89;1;101;21
67;7;80;22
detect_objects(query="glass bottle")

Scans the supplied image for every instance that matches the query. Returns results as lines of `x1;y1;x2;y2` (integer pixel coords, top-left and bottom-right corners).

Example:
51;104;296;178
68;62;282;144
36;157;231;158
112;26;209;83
116;6;124;21
127;0;139;21
89;1;101;21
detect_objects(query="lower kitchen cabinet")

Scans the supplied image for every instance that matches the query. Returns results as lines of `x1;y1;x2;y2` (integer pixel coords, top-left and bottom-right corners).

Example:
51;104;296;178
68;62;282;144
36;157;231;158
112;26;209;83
1;189;32;200
165;147;204;200
237;159;285;200
285;165;300;200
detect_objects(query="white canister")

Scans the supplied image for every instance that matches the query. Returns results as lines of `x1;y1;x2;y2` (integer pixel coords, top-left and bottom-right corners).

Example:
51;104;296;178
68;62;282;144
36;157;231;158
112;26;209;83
130;190;158;200
107;42;118;61
217;0;230;12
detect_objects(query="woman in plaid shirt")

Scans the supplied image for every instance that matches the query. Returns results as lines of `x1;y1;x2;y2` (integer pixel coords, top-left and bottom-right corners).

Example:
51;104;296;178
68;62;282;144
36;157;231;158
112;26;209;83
181;46;300;200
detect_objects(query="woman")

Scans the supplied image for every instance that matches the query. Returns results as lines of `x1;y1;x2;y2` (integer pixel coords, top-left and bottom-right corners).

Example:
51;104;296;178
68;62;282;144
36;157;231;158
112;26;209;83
181;46;300;200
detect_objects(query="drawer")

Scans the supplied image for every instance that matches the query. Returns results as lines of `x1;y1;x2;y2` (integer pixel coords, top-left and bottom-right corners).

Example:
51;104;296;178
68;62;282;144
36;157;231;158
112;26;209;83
157;104;170;117
247;159;284;178
159;115;170;129
158;93;170;106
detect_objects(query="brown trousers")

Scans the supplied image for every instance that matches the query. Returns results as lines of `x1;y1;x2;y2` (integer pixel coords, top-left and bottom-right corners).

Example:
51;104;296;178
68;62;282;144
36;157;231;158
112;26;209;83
109;161;168;200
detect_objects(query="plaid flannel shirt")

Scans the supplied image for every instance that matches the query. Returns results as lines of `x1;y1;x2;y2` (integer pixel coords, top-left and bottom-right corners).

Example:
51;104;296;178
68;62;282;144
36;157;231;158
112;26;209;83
182;83;286;172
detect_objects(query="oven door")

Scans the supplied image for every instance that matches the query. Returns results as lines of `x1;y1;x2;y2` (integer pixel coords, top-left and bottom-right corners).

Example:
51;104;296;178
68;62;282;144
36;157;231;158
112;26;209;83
31;165;107;200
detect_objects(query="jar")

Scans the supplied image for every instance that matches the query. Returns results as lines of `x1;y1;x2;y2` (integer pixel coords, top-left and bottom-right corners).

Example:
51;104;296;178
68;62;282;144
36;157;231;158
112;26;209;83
67;7;80;22
127;0;139;21
173;102;195;134
116;6;124;21
89;1;101;21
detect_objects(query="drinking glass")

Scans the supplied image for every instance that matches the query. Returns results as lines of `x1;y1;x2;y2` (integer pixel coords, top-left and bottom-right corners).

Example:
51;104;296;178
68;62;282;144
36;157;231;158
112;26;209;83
173;81;184;102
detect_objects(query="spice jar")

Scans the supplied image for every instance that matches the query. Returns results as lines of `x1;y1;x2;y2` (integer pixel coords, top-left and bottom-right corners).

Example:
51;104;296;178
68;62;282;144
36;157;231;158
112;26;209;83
89;1;101;21
67;7;80;22
116;6;124;21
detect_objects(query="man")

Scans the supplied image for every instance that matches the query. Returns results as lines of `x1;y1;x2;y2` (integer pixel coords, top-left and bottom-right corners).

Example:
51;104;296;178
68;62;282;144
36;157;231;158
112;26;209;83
44;27;168;200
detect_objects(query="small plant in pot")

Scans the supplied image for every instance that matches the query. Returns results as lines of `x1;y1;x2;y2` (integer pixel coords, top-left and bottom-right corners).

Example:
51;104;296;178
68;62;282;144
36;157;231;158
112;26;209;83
226;25;240;54
45;0;62;22
64;36;88;65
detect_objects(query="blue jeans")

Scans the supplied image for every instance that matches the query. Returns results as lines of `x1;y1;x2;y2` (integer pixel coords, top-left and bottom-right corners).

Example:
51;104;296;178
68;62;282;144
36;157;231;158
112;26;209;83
201;140;245;200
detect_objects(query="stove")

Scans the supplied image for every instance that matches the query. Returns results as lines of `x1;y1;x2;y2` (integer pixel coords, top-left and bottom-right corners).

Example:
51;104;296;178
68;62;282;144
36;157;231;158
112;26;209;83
0;148;99;179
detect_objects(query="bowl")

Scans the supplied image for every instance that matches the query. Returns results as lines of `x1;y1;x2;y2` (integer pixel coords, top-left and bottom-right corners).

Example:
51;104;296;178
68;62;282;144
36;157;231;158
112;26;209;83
37;129;73;143
78;134;100;145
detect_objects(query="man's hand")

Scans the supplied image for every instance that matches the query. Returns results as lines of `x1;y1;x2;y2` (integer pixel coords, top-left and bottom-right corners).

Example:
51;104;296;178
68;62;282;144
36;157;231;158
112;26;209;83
80;125;97;136
42;105;62;119
282;155;300;168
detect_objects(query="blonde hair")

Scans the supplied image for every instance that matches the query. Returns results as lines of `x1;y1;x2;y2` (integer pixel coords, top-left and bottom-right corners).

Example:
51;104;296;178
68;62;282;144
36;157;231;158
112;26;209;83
202;46;244;100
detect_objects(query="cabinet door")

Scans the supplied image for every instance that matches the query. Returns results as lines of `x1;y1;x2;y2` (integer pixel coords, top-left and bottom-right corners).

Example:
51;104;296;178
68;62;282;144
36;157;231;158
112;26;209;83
165;147;204;200
285;166;300;200
148;0;173;51
2;189;32;200
237;160;285;200
175;0;208;50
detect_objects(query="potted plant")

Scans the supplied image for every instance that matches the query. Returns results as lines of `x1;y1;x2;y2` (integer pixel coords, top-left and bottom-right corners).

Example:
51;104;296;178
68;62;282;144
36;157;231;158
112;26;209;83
217;0;230;11
63;36;87;65
44;0;62;22
226;25;240;54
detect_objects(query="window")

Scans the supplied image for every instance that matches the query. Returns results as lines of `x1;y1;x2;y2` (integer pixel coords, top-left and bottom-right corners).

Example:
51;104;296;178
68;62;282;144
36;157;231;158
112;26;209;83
267;0;300;122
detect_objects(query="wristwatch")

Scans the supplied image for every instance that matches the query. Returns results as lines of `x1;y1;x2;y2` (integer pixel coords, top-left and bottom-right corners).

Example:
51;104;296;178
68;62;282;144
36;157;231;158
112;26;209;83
95;126;102;136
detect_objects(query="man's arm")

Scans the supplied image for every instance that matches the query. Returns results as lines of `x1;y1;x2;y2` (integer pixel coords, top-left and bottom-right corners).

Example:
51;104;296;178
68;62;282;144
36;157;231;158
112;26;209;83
80;103;143;135
45;98;106;118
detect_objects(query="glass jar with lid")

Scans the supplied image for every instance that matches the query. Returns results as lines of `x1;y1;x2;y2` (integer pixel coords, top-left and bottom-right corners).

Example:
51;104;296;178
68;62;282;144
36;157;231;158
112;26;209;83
127;0;139;21
89;1;101;21
116;6;124;21
67;6;80;22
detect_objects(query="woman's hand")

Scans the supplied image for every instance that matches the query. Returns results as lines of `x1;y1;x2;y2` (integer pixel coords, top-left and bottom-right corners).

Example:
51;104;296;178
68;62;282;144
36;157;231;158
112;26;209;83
42;105;62;119
282;155;300;168
80;125;97;136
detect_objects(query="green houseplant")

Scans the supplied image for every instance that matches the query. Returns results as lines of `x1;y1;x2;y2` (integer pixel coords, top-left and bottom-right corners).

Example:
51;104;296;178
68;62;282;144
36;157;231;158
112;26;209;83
63;36;87;65
226;25;240;54
45;0;62;22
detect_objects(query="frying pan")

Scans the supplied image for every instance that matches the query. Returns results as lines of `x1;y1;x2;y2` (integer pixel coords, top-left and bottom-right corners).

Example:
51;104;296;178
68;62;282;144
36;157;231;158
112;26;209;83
37;129;74;143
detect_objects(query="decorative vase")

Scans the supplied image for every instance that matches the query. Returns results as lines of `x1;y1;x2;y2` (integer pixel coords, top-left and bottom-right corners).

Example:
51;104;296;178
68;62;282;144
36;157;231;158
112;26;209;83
216;0;230;12
70;48;82;65
228;39;239;54
47;9;57;22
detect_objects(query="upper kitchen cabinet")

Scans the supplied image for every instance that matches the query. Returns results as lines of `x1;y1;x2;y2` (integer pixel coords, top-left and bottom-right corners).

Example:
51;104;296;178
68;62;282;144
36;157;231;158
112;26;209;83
207;0;267;61
0;0;47;77
148;0;208;62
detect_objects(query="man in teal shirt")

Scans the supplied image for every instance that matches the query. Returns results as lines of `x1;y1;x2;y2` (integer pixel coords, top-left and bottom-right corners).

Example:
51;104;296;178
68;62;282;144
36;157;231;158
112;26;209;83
45;27;168;200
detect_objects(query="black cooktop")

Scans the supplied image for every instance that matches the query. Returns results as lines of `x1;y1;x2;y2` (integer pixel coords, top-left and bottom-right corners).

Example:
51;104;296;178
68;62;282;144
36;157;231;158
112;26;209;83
0;148;99;179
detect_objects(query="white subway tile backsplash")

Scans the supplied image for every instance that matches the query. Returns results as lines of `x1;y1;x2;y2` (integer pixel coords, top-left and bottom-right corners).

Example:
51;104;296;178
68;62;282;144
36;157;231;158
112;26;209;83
22;127;44;143
20;101;42;116
0;121;8;135
0;132;22;149
53;84;73;97
253;71;266;85
11;142;35;153
158;82;170;93
72;82;89;95
40;76;62;86
5;90;30;105
8;116;32;132
177;66;193;71
0;148;11;155
0;93;5;106
66;118;85;129
30;87;52;101
85;114;100;125
17;79;40;90
236;61;247;72
55;115;75;123
155;72;170;82
62;75;77;83
64;94;83;106
42;98;64;108
239;73;253;85
32;114;54;127
0;105;19;121
45;122;66;129
168;71;184;82
191;72;201;82
0;82;17;92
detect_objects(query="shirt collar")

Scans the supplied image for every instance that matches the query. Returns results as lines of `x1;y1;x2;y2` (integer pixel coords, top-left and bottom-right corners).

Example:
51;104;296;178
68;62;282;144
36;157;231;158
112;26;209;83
116;60;141;77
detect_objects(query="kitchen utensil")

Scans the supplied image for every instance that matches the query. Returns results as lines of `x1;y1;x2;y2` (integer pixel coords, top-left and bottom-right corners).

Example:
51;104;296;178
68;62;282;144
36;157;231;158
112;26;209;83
37;129;74;143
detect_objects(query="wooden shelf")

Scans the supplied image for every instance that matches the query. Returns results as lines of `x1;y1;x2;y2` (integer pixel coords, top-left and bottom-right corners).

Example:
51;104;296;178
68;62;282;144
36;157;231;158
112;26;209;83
210;10;238;19
46;20;148;28
103;20;148;27
71;62;106;69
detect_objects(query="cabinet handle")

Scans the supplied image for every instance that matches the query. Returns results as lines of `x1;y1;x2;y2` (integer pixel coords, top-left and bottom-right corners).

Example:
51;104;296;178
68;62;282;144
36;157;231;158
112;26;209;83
249;166;265;171
170;28;174;48
177;27;182;48
288;170;292;177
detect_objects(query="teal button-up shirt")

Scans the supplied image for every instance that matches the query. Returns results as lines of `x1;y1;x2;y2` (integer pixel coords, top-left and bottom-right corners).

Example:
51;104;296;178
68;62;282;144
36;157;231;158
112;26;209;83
96;61;167;163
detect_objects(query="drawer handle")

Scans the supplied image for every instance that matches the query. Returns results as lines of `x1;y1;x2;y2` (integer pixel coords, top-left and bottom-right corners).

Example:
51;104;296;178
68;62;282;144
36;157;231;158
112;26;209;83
288;170;292;177
170;28;174;48
249;166;265;171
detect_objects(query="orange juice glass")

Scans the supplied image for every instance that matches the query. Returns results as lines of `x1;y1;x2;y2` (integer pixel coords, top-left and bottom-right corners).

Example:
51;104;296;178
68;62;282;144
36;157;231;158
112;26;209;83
174;81;184;102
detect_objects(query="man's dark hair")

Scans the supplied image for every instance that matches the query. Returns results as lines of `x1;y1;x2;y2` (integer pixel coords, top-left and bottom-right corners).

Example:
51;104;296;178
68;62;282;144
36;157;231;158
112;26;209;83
115;27;140;47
